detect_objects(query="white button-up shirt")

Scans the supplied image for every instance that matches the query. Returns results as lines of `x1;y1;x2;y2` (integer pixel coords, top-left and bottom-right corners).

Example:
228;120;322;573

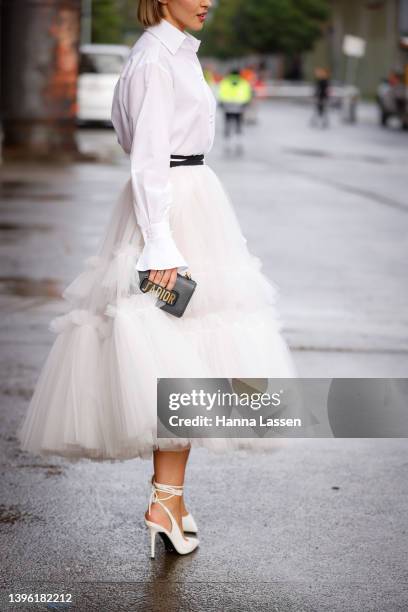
111;18;217;273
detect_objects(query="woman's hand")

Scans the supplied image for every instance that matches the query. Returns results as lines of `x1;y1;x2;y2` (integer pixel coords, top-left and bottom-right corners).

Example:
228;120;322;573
148;268;178;292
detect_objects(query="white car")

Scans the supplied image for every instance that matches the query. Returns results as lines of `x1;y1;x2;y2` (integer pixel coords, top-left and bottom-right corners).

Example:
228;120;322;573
77;44;130;124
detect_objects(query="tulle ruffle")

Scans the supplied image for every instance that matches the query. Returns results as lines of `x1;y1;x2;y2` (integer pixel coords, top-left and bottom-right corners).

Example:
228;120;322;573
16;164;296;461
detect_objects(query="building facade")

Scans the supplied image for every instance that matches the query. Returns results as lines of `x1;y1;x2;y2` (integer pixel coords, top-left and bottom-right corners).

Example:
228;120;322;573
305;0;408;96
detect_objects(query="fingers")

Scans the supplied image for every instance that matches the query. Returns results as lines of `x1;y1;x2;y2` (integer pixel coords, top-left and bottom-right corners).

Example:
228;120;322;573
167;268;178;292
148;269;164;284
148;268;178;291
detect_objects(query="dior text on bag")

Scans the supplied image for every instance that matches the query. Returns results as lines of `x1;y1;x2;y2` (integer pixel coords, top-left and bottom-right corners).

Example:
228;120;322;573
138;270;197;318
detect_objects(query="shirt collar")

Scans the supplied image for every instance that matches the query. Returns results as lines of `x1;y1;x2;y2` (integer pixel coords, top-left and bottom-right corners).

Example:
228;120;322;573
146;18;201;54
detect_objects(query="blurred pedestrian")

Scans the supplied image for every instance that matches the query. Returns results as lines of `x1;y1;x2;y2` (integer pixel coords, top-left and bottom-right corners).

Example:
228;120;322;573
311;67;330;128
218;68;253;141
391;70;407;123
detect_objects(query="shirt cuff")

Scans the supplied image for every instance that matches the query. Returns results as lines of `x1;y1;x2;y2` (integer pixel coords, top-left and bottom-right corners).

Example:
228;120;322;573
135;220;189;274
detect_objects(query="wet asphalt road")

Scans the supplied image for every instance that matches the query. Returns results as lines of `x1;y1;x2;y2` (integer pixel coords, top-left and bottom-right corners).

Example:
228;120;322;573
0;101;407;611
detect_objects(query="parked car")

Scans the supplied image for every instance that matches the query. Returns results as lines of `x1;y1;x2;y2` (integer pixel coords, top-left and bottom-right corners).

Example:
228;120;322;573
376;71;408;130
77;44;130;125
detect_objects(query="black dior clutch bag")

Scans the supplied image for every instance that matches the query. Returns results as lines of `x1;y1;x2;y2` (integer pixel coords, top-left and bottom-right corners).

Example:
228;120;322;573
138;270;197;318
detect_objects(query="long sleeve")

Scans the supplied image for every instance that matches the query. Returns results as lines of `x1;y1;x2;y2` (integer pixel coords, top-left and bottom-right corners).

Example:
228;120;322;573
124;59;188;273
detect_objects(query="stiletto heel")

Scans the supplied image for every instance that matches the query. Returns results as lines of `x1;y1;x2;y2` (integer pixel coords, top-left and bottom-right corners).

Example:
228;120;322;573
145;480;199;557
149;474;198;534
149;527;157;558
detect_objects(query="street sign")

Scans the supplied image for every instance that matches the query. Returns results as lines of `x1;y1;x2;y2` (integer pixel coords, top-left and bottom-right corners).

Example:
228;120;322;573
342;35;366;58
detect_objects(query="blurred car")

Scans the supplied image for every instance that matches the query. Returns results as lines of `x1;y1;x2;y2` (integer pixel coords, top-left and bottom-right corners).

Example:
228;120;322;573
376;72;408;130
77;44;130;125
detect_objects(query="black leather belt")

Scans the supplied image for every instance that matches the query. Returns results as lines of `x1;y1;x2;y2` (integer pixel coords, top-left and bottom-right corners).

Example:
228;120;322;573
170;154;205;167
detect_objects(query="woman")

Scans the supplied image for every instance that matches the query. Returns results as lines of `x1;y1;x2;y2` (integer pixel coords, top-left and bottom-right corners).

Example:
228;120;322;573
17;0;296;558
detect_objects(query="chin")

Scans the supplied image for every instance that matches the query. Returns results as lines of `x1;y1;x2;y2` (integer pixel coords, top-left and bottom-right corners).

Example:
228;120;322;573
188;18;204;31
190;23;204;31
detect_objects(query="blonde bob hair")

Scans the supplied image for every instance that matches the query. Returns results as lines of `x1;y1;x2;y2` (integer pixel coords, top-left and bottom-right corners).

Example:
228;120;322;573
137;0;164;27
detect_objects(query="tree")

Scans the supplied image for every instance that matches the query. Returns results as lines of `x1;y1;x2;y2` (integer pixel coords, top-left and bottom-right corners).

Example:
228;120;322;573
201;0;329;58
200;0;248;59
91;0;124;44
90;0;141;45
239;0;329;54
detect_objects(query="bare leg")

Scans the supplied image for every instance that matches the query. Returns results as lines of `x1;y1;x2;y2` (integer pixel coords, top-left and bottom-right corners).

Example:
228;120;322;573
145;447;191;538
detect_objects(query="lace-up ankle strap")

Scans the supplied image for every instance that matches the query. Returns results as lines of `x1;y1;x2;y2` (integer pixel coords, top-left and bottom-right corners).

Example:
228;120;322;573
148;480;184;516
153;481;184;495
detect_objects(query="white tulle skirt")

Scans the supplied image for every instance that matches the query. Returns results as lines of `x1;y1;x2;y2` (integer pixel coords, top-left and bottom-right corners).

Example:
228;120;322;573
16;163;296;461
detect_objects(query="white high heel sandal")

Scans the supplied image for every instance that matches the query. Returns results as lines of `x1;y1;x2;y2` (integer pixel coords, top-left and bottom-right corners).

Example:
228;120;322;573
145;480;199;558
149;475;198;534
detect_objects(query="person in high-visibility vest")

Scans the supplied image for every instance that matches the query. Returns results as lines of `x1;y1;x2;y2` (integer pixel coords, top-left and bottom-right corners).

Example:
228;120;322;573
218;68;253;139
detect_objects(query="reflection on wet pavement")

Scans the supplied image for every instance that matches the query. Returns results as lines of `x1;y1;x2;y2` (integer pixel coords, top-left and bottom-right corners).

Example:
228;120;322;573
0;180;69;201
283;146;386;164
0;222;52;232
0;504;39;525
0;277;62;299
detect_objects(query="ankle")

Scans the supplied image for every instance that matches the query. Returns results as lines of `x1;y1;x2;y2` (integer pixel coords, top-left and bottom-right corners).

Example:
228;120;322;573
154;493;181;512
